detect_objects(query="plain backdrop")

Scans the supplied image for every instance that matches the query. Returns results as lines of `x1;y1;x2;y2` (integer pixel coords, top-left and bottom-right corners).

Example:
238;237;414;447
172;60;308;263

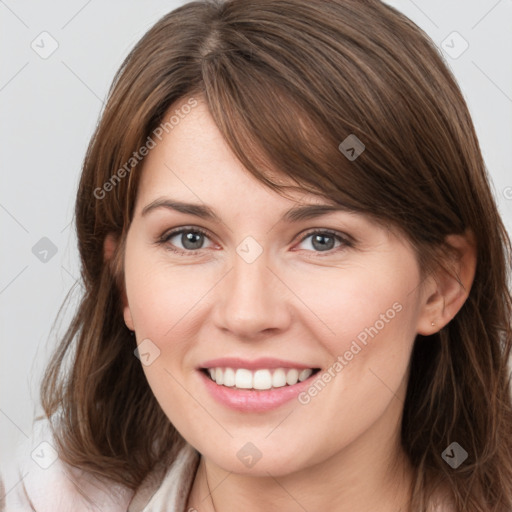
1;0;511;472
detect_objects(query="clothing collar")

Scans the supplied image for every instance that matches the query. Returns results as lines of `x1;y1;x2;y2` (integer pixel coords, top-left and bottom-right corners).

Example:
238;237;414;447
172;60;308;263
128;442;200;512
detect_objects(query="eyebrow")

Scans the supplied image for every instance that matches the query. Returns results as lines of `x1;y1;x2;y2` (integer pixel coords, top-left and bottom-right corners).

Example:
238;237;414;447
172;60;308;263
141;198;350;223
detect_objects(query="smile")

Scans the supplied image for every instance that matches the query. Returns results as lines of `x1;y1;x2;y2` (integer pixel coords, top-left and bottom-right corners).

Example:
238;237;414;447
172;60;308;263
203;367;319;390
198;365;322;412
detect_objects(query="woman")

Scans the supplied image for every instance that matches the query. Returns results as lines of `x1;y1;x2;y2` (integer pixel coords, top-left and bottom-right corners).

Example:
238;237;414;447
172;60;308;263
2;0;511;510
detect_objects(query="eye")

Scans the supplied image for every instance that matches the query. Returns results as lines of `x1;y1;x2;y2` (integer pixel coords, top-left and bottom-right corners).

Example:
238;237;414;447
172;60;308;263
157;226;353;257
295;229;352;255
158;227;215;255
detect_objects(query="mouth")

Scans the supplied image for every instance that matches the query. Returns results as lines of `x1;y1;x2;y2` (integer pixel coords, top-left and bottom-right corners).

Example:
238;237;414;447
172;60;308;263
198;365;322;412
200;367;322;391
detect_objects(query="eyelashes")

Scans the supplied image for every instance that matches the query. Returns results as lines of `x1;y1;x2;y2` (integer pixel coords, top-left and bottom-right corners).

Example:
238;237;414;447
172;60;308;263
157;227;213;255
156;226;354;257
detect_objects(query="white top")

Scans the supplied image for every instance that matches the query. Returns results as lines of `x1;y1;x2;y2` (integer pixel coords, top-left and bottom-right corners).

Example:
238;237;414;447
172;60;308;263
0;418;200;511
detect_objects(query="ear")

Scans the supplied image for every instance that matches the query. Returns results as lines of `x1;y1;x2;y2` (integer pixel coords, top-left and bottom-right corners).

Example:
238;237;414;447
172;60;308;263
416;229;477;335
104;233;134;331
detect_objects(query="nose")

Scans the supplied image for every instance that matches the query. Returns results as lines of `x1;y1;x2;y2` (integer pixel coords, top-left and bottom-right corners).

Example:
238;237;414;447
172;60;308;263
213;249;292;340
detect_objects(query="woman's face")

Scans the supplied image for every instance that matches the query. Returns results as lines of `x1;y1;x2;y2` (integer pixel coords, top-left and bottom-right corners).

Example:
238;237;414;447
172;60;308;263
122;97;433;477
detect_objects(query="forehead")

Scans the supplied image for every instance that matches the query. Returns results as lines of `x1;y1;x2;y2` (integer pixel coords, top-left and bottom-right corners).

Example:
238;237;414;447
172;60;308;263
135;98;335;214
129;99;410;253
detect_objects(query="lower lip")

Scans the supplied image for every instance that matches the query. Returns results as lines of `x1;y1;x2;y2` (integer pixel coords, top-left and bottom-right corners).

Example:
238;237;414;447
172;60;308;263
198;369;319;412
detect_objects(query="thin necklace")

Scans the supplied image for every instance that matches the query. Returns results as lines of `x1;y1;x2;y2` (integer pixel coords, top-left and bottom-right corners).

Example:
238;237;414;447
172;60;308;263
204;460;218;512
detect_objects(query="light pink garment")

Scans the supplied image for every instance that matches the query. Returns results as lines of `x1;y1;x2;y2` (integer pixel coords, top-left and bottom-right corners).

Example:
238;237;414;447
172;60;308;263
0;418;200;512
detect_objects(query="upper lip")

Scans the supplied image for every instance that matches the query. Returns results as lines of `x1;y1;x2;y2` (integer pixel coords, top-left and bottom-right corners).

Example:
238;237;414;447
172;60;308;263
199;357;318;370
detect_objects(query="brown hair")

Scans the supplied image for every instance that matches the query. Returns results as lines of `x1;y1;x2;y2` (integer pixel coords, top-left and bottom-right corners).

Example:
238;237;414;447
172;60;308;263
39;0;512;510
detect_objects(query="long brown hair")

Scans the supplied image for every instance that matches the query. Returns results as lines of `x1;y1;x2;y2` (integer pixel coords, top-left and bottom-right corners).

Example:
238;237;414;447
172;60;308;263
39;0;512;510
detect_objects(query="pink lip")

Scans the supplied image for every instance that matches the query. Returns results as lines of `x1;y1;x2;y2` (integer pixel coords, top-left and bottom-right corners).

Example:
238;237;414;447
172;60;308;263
199;357;315;370
197;368;320;412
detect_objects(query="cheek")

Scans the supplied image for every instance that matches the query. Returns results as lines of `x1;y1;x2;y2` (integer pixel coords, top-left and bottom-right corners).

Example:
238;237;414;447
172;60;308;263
124;243;216;339
123;249;210;426
286;257;421;430
288;260;420;358
287;267;419;455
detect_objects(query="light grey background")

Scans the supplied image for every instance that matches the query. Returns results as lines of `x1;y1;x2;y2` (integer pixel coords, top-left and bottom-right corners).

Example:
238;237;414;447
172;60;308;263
1;0;511;472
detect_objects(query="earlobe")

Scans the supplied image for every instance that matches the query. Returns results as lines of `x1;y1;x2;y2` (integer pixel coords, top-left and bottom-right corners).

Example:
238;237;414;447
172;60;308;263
103;232;118;263
104;232;134;331
416;229;477;335
123;303;135;331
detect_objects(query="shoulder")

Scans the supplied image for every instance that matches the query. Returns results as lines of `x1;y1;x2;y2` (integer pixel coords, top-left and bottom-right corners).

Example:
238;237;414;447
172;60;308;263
128;442;200;512
0;417;134;512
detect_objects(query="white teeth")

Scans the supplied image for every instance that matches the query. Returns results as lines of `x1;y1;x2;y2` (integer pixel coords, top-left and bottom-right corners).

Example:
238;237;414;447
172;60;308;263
272;368;287;388
298;369;313;382
286;369;299;385
223;367;236;387
205;367;316;389
254;369;272;390
235;369;253;389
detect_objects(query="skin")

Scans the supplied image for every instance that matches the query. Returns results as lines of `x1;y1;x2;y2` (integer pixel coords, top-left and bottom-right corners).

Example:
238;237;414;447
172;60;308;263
109;96;476;512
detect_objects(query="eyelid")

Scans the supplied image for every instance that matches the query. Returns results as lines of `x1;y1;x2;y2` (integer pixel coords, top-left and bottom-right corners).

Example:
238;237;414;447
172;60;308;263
297;228;354;246
157;225;354;256
294;228;353;256
157;226;216;254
